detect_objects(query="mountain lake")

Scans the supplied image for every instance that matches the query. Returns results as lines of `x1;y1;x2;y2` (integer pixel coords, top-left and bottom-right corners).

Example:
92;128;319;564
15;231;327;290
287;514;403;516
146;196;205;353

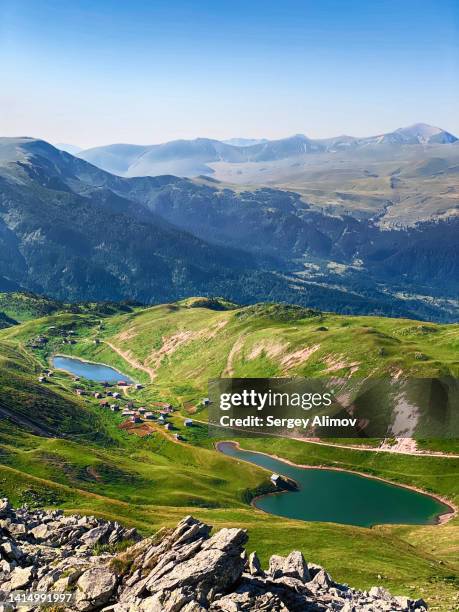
53;355;133;384
217;441;452;527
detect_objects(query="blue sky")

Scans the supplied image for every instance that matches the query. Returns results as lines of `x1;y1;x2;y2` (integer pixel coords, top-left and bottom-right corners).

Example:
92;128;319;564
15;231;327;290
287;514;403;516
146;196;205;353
1;0;458;147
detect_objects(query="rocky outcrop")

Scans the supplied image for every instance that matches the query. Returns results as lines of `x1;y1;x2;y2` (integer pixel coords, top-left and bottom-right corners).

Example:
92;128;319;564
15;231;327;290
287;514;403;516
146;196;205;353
0;499;428;611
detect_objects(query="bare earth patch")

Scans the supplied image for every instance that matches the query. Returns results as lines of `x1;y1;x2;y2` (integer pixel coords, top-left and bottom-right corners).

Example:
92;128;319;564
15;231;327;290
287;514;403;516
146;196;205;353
117;328;138;342
280;344;321;370
145;319;229;376
324;355;360;374
223;335;247;376
248;339;288;361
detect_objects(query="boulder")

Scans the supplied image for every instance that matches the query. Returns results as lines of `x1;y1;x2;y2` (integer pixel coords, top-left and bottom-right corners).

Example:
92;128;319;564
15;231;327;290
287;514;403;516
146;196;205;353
282;550;310;582
75;567;118;610
144;528;248;605
80;524;111;548
30;523;51;541
8;523;27;538
9;566;34;590
267;555;285;579
310;568;333;590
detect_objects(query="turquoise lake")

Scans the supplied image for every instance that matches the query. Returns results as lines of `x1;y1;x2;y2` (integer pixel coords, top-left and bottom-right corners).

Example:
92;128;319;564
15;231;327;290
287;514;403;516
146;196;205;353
218;442;451;527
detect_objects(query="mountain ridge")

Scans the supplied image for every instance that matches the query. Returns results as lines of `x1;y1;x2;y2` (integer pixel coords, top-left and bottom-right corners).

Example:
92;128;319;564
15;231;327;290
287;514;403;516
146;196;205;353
75;123;458;178
0;137;457;321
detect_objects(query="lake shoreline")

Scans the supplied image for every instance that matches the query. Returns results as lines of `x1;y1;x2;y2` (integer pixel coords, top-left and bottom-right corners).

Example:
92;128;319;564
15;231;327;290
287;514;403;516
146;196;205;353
216;440;457;526
51;354;135;384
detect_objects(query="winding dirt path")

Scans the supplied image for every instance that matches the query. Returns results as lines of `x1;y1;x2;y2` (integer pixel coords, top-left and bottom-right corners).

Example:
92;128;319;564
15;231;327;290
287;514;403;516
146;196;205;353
104;341;155;381
293;437;459;459
191;415;459;459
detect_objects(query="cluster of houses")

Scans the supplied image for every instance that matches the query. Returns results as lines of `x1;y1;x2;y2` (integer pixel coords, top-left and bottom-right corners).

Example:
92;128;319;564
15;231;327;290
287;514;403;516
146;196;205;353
92;387;194;438
113;398;193;439
30;326;79;350
30;336;48;350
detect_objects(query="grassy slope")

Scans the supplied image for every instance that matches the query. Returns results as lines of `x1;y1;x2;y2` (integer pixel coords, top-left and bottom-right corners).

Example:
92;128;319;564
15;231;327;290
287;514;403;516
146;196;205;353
49;300;459;395
0;298;458;608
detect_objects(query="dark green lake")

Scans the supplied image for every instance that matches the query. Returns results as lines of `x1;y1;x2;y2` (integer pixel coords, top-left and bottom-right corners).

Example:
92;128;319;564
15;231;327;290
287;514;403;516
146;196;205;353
53;355;133;384
218;442;451;527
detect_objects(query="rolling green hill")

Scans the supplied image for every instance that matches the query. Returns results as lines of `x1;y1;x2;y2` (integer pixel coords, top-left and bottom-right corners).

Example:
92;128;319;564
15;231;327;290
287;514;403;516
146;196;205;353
0;296;458;608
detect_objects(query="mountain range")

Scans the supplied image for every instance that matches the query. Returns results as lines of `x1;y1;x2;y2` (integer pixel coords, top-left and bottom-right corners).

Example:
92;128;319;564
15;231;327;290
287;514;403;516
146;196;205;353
73;123;458;181
0;136;457;321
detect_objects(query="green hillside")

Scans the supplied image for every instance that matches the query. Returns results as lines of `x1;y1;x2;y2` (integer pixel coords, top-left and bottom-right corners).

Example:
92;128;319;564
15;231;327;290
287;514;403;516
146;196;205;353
40;298;458;396
0;295;458;608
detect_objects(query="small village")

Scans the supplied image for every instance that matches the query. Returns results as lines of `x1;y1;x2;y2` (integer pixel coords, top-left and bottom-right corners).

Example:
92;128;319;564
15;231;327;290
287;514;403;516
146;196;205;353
38;364;198;441
93;380;192;438
30;322;206;442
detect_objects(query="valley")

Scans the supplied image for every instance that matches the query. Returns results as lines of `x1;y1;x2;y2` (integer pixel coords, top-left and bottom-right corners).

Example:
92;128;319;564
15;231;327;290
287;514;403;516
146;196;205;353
0;293;458;608
1;136;458;322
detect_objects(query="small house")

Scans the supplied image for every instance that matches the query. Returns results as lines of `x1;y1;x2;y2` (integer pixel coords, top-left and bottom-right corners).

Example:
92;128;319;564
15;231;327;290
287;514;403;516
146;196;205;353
110;404;120;412
184;419;193;427
99;400;109;408
117;381;128;387
38;376;46;383
72;376;80;382
94;339;100;345
138;407;146;415
144;412;155;420
164;423;172;431
130;414;142;423
135;383;143;390
174;433;182;441
122;409;135;417
112;392;121;399
157;415;165;424
76;389;86;396
153;402;174;413
202;398;210;406
94;392;102;399
270;473;281;486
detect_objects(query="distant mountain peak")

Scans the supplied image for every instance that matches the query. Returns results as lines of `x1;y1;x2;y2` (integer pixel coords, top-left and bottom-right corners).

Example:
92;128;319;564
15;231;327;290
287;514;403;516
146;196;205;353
379;123;458;145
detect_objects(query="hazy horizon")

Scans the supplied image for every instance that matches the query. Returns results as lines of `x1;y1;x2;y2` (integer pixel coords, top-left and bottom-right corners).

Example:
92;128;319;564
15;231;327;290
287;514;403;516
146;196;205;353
47;121;458;151
1;0;458;148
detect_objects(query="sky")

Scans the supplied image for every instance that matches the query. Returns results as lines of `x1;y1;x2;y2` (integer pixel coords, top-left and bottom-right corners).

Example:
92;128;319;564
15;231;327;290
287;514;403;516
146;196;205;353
1;0;458;148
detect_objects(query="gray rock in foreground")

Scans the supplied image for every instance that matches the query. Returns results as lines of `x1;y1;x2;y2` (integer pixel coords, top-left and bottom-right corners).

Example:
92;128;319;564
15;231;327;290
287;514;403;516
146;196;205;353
0;498;428;611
